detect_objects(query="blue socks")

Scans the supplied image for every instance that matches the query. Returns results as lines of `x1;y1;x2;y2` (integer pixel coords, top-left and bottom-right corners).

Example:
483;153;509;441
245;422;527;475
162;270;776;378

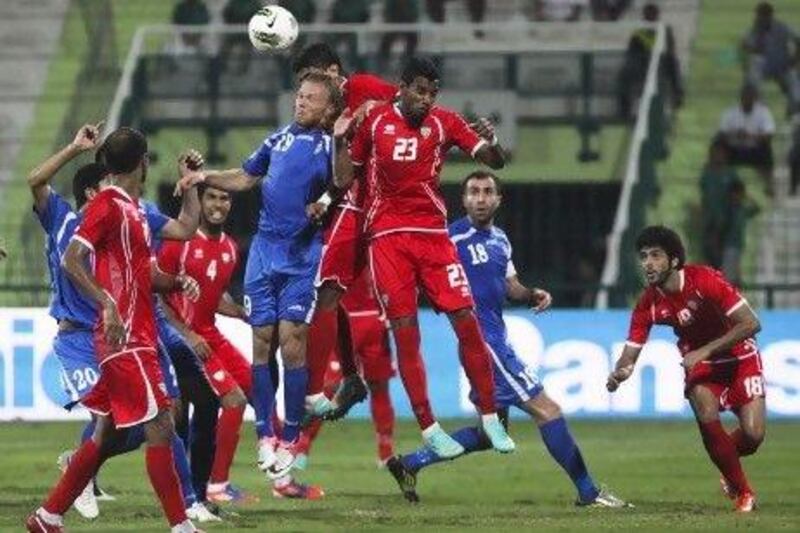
252;363;276;440
282;367;308;443
402;427;490;472
171;434;197;507
539;417;598;503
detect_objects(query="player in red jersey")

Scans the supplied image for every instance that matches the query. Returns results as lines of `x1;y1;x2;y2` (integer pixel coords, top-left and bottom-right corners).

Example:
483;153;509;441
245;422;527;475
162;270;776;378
26;128;200;533
159;184;256;504
345;57;514;458
290;43;399;420
607;225;765;513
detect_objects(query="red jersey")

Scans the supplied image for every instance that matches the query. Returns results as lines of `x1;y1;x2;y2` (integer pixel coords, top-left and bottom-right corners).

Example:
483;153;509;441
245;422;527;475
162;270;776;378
340;73;398;211
627;265;757;362
72;186;157;361
351;102;486;238
159;230;238;332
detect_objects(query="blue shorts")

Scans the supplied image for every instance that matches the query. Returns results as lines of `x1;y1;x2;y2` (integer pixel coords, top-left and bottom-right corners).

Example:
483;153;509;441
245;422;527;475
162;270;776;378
471;340;543;410
54;329;100;409
244;236;318;326
156;314;203;379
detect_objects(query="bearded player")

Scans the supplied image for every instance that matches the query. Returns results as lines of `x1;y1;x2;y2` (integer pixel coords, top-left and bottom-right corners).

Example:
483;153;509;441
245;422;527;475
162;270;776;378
607;225;765;512
345;57;513;457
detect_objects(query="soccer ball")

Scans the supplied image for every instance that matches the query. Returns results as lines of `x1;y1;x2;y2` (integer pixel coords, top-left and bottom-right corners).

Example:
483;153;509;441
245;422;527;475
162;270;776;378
248;6;299;52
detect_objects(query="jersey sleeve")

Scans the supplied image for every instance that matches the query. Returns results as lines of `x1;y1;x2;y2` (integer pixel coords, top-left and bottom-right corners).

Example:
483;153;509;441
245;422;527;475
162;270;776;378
242;135;275;177
35;190;73;234
626;293;654;348
698;267;747;316
347;73;398;107
349;111;375;167
501;235;517;279
443;109;487;158
72;195;114;251
158;240;183;276
144;204;170;238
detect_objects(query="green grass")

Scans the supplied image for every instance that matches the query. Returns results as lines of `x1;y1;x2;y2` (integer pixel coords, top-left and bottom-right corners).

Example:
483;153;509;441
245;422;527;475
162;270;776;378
3;420;798;531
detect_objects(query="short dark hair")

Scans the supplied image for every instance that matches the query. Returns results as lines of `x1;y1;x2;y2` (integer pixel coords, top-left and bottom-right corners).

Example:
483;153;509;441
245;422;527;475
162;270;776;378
73;163;108;209
756;2;773;16
100;127;147;174
292;42;342;75
297;69;344;118
461;170;502;195
400;57;440;85
635;225;686;269
198;182;230;200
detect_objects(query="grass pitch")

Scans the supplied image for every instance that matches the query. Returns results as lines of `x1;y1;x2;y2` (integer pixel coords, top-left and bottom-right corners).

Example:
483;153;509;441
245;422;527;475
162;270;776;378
1;419;798;532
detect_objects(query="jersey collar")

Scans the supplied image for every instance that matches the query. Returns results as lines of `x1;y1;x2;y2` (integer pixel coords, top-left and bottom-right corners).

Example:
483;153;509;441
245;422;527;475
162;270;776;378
106;185;133;203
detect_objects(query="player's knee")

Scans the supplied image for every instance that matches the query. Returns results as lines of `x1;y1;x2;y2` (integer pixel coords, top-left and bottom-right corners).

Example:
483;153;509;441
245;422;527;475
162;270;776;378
221;388;247;409
367;379;388;394
529;395;562;425
743;423;766;452
447;307;473;323
251;326;273;364
143;409;175;446
390;316;417;329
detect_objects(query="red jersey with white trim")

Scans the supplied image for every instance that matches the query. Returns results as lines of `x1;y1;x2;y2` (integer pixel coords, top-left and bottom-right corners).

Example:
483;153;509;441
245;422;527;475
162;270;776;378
627;265;757;361
72;186;158;361
159;231;238;332
340;73;398;211
350;102;486;238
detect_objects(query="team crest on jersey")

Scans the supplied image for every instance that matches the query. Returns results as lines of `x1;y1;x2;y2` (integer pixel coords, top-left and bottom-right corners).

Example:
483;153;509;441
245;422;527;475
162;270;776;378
222;252;231;263
383;124;395;135
420;126;432;138
194;249;204;259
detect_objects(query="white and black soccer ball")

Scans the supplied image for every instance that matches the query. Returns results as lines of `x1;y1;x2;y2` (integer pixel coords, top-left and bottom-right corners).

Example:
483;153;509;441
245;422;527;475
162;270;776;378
248;6;299;52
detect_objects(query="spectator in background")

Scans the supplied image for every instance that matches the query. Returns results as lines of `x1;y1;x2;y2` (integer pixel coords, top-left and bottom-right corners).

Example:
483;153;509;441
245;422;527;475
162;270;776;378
741;2;800;115
329;0;371;66
590;0;631;21
426;1;486;38
718;83;775;193
280;0;317;24
721;179;760;286
530;0;587;22
379;1;420;73
700;140;738;269
221;0;261;74
172;0;211;55
617;2;683;118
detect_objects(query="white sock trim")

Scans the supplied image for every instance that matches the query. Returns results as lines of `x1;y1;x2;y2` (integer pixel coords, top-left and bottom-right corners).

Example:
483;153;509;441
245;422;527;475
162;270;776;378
36;508;63;526
481;413;499;425
207;481;229;492
421;422;442;439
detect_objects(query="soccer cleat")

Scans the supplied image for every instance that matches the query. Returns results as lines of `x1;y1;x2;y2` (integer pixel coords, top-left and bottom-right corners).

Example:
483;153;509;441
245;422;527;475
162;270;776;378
576;486;633;508
422;424;465;459
304;394;336;422
720;476;736;500
293;453;309;471
324;375;368;421
25;513;63;533
386;456;420;503
170;519;204;532
266;441;297;480
57;450;99;519
272;479;325;500
481;415;515;453
257;437;277;472
206;483;259;504
93;482;116;501
735;492;757;513
186;501;222;522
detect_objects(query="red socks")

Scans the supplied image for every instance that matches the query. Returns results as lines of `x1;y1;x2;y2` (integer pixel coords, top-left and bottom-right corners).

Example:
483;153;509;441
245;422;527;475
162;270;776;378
699;420;752;495
393;324;435;429
146;444;187;526
369;381;395;462
210;405;245;484
451;314;496;414
307;306;338;396
43;439;103;515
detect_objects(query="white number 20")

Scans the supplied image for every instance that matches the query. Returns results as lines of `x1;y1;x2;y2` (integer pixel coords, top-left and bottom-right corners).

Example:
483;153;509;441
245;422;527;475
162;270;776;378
392;138;418;161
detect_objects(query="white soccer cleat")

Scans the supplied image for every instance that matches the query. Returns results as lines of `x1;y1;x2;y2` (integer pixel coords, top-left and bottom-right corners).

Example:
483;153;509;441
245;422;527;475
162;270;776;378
57;450;99;519
257;437;277;472
186;502;222;523
265;441;297;480
170;518;203;532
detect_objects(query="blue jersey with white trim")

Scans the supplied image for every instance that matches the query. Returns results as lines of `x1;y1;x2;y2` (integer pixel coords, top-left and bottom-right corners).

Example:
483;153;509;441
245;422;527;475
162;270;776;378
243;122;332;245
449;216;516;347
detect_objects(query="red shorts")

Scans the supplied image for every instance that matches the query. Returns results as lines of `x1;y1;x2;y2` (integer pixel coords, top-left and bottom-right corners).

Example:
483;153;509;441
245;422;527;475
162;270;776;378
200;327;252;397
82;349;170;429
317;207;366;291
684;352;765;411
369;232;474;319
349;311;394;381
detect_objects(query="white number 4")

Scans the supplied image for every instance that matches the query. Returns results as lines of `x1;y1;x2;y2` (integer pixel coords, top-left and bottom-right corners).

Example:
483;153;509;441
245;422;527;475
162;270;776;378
392;137;418;161
206;259;217;281
743;376;764;398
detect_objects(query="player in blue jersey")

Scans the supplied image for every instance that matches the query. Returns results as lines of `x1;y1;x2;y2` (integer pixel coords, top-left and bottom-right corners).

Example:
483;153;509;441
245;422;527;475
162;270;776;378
175;70;355;492
385;170;630;508
27;125;219;524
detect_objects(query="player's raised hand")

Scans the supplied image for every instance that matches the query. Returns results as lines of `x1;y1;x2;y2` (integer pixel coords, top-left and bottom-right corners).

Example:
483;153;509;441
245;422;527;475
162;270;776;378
177;273;201;302
606;364;634;392
173;171;206;197
71;121;104;151
333;109;356;140
470;117;496;142
187;330;212;361
178;149;205;177
530;288;552;314
102;300;126;350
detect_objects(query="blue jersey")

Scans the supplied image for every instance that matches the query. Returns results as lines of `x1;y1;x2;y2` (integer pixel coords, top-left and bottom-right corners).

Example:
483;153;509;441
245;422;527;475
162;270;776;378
449;217;516;348
242;122;332;271
140;200;170;253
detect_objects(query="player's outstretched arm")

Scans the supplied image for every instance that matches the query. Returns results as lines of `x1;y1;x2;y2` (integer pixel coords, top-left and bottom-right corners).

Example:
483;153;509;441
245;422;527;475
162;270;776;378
471;118;506;170
28;122;102;213
682;304;761;370
506;275;552;313
332;111;356;190
150;262;200;301
158;294;212;360
607;344;642;392
162;150;204;240
174;167;260;197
